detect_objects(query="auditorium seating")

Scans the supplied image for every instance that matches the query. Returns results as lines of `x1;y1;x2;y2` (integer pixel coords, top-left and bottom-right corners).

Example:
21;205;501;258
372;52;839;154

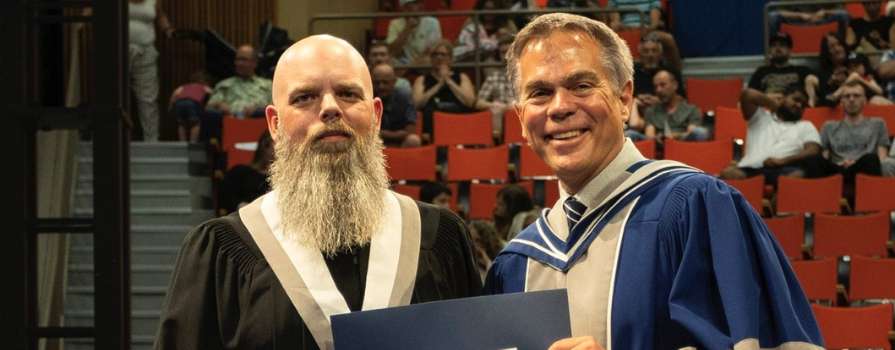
780;22;839;54
685;77;742;114
633;139;655;159
663;139;732;175
775;175;843;215
503;108;525;144
433;111;494;147
383;145;438;181
849;255;895;302
713;106;747;144
617;28;641;59
446;144;509;182
861;104;895;136
812;304;892;350
391;184;421;200
813;211;891;259
763;215;805;260
221;117;267;153
226;148;254;170
724;175;765;214
791;258;839;304
518;145;553;179
468;183;502;220
801;107;839;131
855;174;895;213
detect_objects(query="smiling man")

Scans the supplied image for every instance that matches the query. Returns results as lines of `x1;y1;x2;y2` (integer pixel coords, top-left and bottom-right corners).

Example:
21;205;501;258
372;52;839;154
483;13;823;350
154;35;480;350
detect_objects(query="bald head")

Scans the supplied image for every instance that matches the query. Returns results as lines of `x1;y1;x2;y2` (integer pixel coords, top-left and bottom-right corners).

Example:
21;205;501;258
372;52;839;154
371;63;397;97
272;35;373;105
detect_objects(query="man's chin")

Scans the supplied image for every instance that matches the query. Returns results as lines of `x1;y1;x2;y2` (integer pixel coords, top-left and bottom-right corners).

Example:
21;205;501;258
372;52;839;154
312;139;354;154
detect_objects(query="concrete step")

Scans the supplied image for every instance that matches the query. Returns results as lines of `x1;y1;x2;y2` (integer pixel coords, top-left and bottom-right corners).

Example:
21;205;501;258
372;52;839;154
66;286;167;312
64;310;161;337
78;174;193;192
64;335;155;350
74;207;214;226
78;156;190;177
66;225;191;248
69;264;174;287
70;245;180;266
79;141;190;159
75;189;192;209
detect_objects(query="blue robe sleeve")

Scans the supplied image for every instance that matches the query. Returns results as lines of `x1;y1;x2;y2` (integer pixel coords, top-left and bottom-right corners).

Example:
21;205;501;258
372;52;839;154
483;253;528;294
658;175;823;348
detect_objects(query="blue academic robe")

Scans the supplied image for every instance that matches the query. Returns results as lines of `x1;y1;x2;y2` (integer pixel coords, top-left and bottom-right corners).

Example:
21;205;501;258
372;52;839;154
484;161;823;349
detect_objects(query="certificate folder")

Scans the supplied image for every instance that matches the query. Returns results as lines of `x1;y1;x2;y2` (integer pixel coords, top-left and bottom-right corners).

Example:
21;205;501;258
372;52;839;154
331;289;570;350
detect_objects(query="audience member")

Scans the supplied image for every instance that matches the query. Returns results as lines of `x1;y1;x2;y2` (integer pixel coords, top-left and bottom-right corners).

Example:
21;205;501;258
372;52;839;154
721;85;821;185
420;181;453;210
387;0;443;64
454;0;518;62
373;64;422;147
493;184;533;241
846;0;894;52
841;52;892;104
413;40;477;137
817;65;850;107
767;2;849;38
749;32;818;105
475;35;517;138
633;31;682;109
468;220;504;279
367;41;412;94
168;71;212;142
608;0;663;31
806;81;889;188
875;47;895;100
129;0;175;141
207;45;272;118
643;69;708;141
219;131;273;214
816;33;850;106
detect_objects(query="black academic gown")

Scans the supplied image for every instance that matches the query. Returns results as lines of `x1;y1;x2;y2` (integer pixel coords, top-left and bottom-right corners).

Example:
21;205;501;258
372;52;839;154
154;202;482;350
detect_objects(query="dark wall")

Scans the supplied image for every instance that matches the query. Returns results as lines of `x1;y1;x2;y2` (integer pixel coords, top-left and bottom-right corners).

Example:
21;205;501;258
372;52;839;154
672;0;769;57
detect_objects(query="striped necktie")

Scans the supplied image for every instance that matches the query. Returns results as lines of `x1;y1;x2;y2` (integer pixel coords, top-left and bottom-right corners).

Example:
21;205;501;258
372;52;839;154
563;196;587;231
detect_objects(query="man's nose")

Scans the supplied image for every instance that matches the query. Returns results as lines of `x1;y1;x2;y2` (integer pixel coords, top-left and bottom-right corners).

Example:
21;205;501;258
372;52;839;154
547;89;576;121
319;93;342;122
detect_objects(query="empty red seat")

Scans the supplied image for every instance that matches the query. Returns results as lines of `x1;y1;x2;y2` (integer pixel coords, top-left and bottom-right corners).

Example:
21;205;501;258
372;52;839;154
519;146;553;179
616;28;641;59
468;183;501;220
663;139;732;175
633;139;655;159
763;215;805;260
221;117;268;153
801;107;838;132
713;106;747;144
544;179;560;207
855;174;895;213
724;175;765;214
446;145;509;182
849;255;895;302
685;77;743;114
776;175;843;215
383;145;437;181
433;111;493;147
503;108;525;144
856;104;895;136
791;258;839;304
780;22;840;54
226;149;254;170
813;211;890;259
391;184;421;200
812;304;893;350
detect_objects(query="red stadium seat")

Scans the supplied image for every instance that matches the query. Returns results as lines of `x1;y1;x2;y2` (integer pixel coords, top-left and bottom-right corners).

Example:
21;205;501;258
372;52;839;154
423;0;448;10
791;258;839;304
849;255;895;302
221;117;268;153
373;18;393;39
544;179;560;207
663;139;733;175
449;0;475;10
801;107;838;132
714;106;747;144
226;149;254;170
845;2;884;18
813;211;890;259
519;146;553;179
724;175;765;214
763;215;805;260
433;111;494;147
391;184;421;200
468;183;501;220
855;174;895;213
438;16;467;42
780;22;839;54
685;77;743;114
861;104;895;136
633;139;655;159
446;145;509;182
517;180;534;198
617;28;641;59
812;304;892;350
383;145;438;181
776;175;843;215
503;108;525;144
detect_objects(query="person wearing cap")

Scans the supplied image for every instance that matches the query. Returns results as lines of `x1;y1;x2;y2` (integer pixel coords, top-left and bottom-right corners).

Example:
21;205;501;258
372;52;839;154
837;52;893;105
386;0;443;64
748;32;819;105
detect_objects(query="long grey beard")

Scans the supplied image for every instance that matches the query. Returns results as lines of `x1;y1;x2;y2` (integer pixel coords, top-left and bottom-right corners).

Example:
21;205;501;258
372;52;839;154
268;124;389;257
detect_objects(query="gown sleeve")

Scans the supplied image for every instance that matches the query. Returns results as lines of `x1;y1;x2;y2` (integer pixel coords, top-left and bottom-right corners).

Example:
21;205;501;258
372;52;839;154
658;174;824;349
154;220;227;350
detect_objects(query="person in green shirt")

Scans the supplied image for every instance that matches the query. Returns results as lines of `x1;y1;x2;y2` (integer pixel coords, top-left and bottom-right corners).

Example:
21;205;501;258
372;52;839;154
643;69;708;141
207;44;272;118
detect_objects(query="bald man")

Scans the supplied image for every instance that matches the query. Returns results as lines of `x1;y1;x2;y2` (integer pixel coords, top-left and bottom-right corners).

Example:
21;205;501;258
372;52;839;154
206;44;272;117
373;63;421;147
155;35;481;350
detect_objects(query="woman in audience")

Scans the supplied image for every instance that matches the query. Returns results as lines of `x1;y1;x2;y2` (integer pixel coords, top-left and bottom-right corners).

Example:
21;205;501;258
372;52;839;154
453;0;518;62
420;181;454;211
493;184;534;241
219;131;273;214
817;32;850;106
413;40;477;138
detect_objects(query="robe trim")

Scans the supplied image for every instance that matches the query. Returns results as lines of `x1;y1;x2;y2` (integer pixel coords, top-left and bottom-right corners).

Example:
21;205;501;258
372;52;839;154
605;197;639;350
238;190;421;350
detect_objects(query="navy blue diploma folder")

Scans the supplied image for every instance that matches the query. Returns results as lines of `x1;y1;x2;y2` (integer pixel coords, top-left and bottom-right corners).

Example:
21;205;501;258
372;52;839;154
331;289;570;350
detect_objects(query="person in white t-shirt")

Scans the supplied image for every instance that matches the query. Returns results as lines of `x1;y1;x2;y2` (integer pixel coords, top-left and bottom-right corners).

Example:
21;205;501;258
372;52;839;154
720;84;822;185
386;0;443;64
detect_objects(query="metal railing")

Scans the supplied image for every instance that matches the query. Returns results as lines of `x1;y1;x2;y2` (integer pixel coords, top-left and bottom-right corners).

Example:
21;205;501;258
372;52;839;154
309;6;646;87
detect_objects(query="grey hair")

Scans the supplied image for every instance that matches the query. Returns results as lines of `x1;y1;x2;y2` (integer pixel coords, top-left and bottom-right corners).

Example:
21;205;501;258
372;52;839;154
505;13;634;96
